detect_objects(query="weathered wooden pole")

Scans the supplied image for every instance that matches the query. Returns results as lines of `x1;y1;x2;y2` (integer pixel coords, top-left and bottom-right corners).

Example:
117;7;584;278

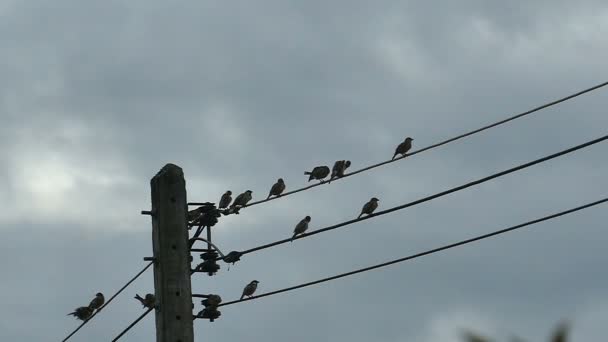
150;164;194;342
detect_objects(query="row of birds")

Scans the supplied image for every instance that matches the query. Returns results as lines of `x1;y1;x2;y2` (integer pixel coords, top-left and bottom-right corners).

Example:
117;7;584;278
211;137;413;211
219;139;414;302
290;196;379;241
67;292;156;321
213;159;350;212
207;190;380;242
68;280;259;321
68;138;413;321
71;205;385;318
67;293;105;321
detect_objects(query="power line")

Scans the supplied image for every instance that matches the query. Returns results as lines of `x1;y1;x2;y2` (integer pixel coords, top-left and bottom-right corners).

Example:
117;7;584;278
235;134;608;257
61;260;154;342
219;197;608;307
189;80;608;211
111;307;154;342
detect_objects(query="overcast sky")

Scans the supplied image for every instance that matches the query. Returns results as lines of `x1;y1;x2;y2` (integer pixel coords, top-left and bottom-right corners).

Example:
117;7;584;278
1;1;607;341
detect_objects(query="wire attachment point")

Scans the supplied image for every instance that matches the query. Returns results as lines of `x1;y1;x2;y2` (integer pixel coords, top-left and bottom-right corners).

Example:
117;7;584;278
140;210;155;217
194;294;222;322
222;251;242;265
192;251;220;275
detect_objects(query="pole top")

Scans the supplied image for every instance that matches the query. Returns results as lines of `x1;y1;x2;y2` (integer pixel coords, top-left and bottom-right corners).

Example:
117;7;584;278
151;164;184;185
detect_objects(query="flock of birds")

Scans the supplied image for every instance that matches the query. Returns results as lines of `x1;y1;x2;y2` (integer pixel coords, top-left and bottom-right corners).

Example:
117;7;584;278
211;137;413;300
67;293;105;321
68;293;156;321
67;137;413;320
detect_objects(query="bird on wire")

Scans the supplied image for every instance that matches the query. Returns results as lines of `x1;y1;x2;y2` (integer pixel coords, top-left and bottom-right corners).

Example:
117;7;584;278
231;190;253;208
218;191;232;209
304;166;330;182
67;306;94;321
358;197;380;219
267;178;286;199
88;292;105;312
240;280;259;300
392;137;413;160
329;160;351;183
135;293;156;309
291;216;311;242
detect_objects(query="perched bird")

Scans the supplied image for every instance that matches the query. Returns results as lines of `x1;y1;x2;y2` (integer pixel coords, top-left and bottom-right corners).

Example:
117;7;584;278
392;137;414;160
267;178;286;199
304;166;330;182
291;216;311;242
231;190;253;208
135;293;156;309
330;160;351;182
88;293;105;312
218;191;232;209
67;306;94;321
240;280;259;300
358;197;380;218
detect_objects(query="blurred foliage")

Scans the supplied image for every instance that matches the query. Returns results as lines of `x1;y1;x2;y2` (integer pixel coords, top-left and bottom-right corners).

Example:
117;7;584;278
462;321;569;342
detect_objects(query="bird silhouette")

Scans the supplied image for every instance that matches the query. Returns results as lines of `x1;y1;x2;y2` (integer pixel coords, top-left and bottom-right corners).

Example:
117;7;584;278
135;293;156;309
67;306;94;321
231;190;253;208
240;280;259;300
267;178;286;199
392;137;413;160
88;293;104;312
329;160;351;182
358;197;379;218
218;191;232;209
291;216;311;242
304;166;330;182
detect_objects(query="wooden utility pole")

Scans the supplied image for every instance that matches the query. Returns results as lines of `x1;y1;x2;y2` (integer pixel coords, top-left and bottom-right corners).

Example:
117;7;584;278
150;164;194;342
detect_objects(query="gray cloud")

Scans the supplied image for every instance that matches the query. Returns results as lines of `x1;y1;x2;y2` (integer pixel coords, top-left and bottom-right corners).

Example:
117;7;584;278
1;1;608;341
